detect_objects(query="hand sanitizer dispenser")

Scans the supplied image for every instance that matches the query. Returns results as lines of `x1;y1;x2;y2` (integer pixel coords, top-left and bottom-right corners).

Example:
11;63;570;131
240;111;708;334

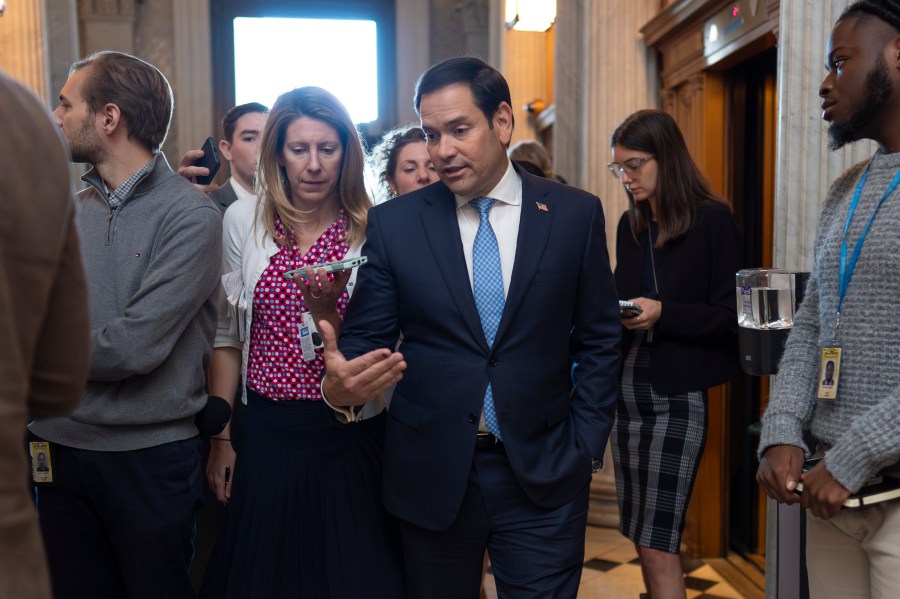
736;268;797;376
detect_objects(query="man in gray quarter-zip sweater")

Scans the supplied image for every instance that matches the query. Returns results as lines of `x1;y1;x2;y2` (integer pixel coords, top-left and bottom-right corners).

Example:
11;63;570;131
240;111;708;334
28;51;221;599
757;3;900;597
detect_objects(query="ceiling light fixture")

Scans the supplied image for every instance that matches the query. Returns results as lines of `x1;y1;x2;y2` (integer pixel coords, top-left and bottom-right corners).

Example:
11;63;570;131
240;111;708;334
504;0;556;32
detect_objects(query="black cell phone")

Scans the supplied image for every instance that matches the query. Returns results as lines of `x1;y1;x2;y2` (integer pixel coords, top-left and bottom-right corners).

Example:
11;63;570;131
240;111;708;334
193;136;220;185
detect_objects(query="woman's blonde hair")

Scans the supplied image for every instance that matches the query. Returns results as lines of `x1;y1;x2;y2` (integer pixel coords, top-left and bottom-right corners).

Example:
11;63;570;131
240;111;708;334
256;86;370;247
508;139;553;179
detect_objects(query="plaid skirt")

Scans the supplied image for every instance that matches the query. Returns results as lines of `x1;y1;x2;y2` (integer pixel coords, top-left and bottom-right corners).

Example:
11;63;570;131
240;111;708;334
611;333;707;553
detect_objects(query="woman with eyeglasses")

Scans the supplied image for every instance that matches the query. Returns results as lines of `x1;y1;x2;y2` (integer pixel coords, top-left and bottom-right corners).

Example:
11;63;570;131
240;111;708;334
608;109;741;599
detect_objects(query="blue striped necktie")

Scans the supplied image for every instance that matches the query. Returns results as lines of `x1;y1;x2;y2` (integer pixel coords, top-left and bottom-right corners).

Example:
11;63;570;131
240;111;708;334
470;197;503;439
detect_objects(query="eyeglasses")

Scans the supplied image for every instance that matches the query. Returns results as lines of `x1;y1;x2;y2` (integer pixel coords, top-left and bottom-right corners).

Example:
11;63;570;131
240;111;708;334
608;155;655;179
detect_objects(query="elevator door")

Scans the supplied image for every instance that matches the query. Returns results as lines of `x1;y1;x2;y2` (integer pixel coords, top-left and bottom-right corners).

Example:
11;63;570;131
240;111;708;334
724;46;777;570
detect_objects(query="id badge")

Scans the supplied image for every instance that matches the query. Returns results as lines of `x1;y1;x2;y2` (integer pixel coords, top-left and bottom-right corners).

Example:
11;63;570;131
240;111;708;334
299;312;316;362
817;346;842;400
29;441;54;484
298;312;324;362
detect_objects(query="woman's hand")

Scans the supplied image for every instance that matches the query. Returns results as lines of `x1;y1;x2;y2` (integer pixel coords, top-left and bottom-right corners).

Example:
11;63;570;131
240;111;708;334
207;438;237;504
294;267;351;318
621;297;661;331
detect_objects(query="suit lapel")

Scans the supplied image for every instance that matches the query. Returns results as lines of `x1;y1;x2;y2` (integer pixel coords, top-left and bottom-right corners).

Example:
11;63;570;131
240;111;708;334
494;173;553;347
213;180;238;212
419;184;489;351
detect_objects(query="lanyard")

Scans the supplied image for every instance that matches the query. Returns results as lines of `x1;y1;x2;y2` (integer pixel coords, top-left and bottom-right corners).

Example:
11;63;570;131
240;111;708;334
836;163;900;337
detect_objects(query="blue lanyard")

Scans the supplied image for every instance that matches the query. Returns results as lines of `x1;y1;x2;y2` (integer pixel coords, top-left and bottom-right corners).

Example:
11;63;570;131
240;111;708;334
837;163;900;332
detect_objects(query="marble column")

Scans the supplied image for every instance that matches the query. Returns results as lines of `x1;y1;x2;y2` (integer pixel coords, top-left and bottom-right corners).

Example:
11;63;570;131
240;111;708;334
45;0;80;105
554;0;659;264
396;0;431;124
172;0;212;166
554;0;659;529
430;0;490;63
774;0;875;272
77;0;137;56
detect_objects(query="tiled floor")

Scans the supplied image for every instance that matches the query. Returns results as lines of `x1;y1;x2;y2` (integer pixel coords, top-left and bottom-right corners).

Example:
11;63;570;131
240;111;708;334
482;525;750;598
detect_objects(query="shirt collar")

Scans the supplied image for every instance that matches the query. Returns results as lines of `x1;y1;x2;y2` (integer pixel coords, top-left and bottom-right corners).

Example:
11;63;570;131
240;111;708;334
97;157;155;210
229;177;257;202
454;159;520;211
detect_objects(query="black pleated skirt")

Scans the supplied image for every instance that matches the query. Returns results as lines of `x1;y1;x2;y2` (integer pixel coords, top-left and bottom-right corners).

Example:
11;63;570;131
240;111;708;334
611;333;707;554
199;388;406;598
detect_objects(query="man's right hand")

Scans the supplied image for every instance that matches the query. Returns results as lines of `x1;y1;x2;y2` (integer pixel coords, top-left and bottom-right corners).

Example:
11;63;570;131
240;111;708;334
178;148;219;194
206;438;236;504
319;320;406;407
757;444;804;504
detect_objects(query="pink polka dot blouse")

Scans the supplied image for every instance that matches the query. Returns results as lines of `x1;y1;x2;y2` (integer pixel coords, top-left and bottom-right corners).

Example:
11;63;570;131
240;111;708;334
245;210;350;401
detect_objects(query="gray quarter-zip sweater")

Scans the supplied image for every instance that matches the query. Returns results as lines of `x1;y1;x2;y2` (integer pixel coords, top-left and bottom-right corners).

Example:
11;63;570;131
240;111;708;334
759;150;900;493
29;153;222;451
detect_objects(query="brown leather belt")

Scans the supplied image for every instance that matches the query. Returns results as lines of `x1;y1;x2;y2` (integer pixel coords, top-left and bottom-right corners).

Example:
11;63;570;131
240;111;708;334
474;431;503;450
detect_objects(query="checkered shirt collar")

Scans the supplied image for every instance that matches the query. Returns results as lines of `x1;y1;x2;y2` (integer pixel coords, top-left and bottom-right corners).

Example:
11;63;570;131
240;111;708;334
101;158;154;209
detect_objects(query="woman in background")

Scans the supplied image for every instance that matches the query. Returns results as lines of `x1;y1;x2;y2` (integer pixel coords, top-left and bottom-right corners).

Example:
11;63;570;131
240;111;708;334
201;86;405;598
609;109;741;599
368;125;438;203
508;139;553;179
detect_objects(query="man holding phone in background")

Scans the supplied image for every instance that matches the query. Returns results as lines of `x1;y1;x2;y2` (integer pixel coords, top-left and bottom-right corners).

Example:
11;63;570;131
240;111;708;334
179;101;268;214
29;51;221;599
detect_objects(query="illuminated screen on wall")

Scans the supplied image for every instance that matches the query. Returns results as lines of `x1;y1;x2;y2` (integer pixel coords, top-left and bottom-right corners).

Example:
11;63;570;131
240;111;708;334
233;17;379;124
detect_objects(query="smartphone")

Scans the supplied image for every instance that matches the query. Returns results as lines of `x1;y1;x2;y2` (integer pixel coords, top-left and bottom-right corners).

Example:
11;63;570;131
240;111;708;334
619;300;643;318
282;256;368;280
193;136;220;185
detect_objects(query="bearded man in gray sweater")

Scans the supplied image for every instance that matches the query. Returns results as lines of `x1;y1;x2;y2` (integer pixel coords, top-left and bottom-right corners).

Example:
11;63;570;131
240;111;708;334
28;51;221;599
757;2;900;597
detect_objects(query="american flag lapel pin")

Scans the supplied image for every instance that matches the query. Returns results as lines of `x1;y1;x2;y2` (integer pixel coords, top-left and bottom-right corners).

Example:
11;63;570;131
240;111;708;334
536;201;549;212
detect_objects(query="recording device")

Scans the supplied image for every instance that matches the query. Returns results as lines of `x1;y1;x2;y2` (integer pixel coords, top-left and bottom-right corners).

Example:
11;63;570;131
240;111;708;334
192;136;221;185
194;395;231;436
619;300;643;318
282;256;368;280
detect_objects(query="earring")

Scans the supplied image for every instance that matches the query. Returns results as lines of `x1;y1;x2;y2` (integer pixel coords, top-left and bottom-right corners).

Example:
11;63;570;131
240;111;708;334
280;167;286;186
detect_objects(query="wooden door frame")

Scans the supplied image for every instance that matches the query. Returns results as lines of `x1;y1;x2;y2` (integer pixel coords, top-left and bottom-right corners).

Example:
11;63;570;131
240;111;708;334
641;0;780;558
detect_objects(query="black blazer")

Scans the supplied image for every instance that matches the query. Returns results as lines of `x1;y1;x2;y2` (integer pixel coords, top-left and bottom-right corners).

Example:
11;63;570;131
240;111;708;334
614;202;741;395
340;165;622;531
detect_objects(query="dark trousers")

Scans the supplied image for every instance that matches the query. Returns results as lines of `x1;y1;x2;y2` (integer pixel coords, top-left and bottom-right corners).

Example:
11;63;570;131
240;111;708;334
400;446;589;599
35;437;204;599
191;390;242;590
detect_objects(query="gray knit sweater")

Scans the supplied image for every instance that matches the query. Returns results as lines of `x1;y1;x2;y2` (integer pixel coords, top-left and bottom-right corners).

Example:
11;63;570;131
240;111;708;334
29;153;222;451
759;150;900;493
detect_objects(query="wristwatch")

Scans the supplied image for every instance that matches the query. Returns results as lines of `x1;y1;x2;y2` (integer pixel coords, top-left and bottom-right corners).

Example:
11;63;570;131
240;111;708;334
591;457;603;473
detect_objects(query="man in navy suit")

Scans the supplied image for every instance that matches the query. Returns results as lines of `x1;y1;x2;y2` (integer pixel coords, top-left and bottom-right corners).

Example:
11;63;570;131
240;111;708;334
321;56;621;598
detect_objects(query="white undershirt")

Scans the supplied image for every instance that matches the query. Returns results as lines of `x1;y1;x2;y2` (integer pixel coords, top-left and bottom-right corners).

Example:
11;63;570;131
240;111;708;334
455;160;522;296
229;177;257;203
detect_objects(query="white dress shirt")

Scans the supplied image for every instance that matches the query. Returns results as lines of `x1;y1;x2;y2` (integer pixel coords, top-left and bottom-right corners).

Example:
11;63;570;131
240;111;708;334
229;177;257;203
455;160;522;296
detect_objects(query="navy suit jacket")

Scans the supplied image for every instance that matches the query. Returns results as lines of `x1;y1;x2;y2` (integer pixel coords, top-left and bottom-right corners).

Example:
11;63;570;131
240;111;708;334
340;166;621;531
